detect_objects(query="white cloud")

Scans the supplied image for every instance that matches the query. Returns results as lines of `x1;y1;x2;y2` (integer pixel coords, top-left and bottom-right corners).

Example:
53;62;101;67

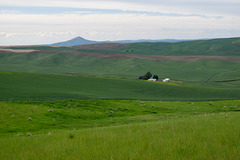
0;13;239;45
33;31;76;37
0;13;239;29
0;31;78;45
0;0;239;45
1;0;240;16
0;32;17;38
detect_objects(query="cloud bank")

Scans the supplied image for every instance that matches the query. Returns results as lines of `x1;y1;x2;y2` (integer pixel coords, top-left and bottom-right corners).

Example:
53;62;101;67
0;0;240;45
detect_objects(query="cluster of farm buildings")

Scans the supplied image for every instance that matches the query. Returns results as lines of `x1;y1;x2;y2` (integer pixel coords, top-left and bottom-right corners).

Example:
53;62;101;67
148;77;170;82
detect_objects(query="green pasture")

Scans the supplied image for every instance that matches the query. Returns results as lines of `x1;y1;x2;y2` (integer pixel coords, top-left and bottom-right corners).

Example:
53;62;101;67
0;99;239;135
0;99;239;159
71;37;240;56
1;52;240;84
0;71;239;101
117;37;240;56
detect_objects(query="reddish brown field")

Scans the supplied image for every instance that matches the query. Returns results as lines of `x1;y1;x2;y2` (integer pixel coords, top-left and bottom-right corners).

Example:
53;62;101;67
33;50;240;62
0;48;39;53
72;43;130;50
1;44;240;62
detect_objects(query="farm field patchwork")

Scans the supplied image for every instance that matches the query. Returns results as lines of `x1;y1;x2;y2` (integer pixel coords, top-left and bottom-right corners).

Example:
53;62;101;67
6;37;240;56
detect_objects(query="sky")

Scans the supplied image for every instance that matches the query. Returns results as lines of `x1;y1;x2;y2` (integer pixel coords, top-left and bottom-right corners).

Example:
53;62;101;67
0;0;240;45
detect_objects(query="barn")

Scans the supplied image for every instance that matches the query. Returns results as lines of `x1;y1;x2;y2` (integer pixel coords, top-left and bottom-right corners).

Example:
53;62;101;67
162;78;170;82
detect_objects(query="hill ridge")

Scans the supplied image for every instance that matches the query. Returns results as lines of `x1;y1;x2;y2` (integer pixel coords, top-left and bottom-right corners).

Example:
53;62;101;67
51;36;98;46
50;36;202;46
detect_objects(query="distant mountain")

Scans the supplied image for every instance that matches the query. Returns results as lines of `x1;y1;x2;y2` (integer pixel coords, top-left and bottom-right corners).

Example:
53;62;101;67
51;37;97;46
50;36;194;46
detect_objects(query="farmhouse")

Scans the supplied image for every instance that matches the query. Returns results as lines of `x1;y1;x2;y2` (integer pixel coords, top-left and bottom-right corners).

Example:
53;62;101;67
148;77;157;81
162;78;170;82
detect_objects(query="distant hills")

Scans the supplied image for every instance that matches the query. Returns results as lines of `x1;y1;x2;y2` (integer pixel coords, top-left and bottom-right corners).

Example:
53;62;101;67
51;36;192;46
1;37;240;85
5;37;240;57
69;37;240;57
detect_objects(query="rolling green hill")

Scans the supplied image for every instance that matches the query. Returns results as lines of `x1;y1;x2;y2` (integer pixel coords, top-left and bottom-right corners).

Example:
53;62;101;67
70;37;240;56
0;52;240;84
1;37;240;87
0;71;239;101
205;69;240;86
5;37;240;56
117;37;240;56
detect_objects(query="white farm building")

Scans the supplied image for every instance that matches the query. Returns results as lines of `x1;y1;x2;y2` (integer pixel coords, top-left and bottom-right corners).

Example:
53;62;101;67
162;78;170;82
148;77;157;81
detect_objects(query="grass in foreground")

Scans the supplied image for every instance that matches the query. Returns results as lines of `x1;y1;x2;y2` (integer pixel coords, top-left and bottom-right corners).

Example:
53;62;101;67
0;100;239;135
0;112;239;160
0;100;239;159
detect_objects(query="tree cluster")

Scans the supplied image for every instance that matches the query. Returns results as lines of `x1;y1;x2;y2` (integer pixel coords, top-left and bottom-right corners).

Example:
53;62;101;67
138;72;158;80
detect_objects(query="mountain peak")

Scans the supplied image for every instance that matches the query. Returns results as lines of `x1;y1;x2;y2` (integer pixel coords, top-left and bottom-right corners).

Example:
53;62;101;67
51;36;97;46
73;36;87;40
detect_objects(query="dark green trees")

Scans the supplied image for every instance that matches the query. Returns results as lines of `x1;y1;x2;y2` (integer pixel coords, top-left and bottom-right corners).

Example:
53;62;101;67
153;75;159;80
139;72;155;80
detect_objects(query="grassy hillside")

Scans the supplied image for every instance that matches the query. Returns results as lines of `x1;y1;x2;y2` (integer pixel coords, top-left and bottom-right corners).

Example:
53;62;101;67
71;37;240;56
0;71;239;101
117;37;240;56
5;37;240;56
1;52;240;84
204;69;240;86
1;99;239;134
0;100;239;159
1;37;240;85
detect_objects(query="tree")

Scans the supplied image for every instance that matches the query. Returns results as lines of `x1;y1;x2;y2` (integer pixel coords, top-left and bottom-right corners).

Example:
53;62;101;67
153;75;158;80
138;71;153;80
144;72;152;80
138;76;144;80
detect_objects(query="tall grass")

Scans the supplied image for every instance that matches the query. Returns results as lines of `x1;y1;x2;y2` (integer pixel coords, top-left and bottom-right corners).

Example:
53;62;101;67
1;100;239;135
0;112;239;160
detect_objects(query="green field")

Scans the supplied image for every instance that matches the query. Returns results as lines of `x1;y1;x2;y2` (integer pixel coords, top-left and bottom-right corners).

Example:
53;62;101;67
1;52;240;84
116;37;240;56
1;99;239;134
0;100;239;159
1;37;240;85
69;37;240;56
0;71;240;101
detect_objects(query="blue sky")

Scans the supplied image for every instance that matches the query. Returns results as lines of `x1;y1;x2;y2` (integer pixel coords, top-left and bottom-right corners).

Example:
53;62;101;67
0;0;240;45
